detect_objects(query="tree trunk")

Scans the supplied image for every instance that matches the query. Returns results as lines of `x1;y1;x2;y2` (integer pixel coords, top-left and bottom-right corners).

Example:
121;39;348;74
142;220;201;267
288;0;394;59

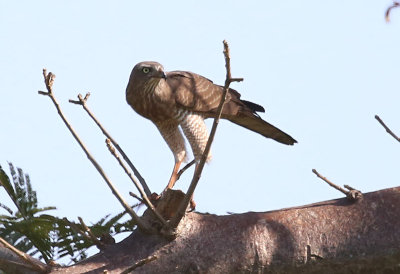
44;186;400;273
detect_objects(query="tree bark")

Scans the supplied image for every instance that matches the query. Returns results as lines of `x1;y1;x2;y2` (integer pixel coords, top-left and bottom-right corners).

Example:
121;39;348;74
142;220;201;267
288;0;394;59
0;240;48;274
41;186;400;273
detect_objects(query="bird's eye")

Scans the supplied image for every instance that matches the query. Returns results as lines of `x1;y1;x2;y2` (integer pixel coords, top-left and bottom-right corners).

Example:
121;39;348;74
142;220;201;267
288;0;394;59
142;67;150;74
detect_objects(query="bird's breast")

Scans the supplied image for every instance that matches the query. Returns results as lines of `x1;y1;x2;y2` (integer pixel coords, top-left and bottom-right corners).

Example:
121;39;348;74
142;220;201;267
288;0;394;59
127;82;179;123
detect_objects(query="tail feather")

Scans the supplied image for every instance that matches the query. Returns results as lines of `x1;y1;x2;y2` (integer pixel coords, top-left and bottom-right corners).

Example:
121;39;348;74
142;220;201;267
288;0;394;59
228;113;297;145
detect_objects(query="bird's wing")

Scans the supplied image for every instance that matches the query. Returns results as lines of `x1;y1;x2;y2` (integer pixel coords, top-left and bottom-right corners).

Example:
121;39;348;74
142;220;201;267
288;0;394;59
166;71;225;112
167;71;261;116
166;71;297;145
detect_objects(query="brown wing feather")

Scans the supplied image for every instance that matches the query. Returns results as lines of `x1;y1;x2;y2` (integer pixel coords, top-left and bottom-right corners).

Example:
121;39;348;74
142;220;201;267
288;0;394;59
167;71;225;112
228;113;297;145
166;70;297;145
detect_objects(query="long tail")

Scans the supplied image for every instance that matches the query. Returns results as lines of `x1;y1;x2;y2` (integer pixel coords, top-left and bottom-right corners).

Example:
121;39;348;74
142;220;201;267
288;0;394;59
228;113;297;145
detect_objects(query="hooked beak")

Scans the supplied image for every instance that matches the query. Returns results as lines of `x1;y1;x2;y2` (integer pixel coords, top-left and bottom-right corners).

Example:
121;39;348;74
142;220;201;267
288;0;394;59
156;69;167;79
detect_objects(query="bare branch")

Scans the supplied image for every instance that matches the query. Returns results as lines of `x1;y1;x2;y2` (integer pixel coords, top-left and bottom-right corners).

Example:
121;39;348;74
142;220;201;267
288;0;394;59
106;139;168;227
129;191;144;203
312;169;362;201
0;236;48;272
69;92;151;196
375;115;400;142
120;255;157;274
38;70;152;233
386;1;400;22
47;186;400;273
77;217;106;250
169;40;243;229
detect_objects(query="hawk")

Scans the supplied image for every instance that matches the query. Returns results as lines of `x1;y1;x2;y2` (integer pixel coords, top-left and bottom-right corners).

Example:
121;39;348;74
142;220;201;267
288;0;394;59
126;61;297;193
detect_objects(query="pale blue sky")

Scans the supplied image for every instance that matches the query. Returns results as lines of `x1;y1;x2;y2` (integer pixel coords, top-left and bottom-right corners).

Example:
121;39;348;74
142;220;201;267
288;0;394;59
1;1;399;230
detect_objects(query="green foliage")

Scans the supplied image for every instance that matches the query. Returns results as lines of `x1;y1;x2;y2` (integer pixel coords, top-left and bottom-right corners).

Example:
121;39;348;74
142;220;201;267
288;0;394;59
0;163;57;262
0;163;137;265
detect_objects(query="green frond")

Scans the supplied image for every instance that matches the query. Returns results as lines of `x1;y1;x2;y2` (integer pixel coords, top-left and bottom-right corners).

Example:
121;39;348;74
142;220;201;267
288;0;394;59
0;203;13;215
0;165;16;201
1;164;140;265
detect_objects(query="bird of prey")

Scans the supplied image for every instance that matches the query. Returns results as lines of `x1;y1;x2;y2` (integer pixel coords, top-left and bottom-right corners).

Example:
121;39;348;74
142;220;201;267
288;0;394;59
126;61;297;193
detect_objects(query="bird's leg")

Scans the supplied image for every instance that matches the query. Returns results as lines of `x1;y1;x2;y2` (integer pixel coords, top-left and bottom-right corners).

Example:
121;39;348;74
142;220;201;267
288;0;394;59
163;160;197;212
164;159;183;191
148;161;183;208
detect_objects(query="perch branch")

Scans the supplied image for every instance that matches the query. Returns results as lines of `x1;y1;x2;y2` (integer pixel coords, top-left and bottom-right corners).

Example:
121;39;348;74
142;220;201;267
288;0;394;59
38;69;151;233
386;1;400;22
0;236;48;272
106;139;168;227
120;255;157;274
69;93;151;196
312;169;362;201
170;40;243;229
375;115;400;142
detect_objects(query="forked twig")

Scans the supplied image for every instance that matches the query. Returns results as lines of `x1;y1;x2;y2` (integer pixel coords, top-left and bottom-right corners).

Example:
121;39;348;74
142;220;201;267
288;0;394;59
375;115;400;142
312;169;362;201
169;40;243;229
106;139;168;227
69;93;151;196
38;69;151;232
0;236;48;272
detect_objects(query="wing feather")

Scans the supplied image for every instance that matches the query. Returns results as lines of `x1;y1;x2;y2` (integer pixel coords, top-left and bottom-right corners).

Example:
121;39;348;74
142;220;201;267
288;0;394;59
165;70;297;145
166;71;224;112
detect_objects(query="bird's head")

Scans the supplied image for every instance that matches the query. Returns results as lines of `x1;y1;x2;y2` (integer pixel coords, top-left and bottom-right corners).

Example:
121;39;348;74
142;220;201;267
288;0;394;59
131;61;167;81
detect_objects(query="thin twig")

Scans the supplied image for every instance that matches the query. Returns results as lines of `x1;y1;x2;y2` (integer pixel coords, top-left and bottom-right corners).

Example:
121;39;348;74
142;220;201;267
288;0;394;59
176;159;196;181
63;217;107;250
78;217;106;250
0;236;48;272
106;139;168;227
170;40;243;229
375;115;400;142
312;169;362;201
386;1;400;22
62;217;89;239
69;93;151;196
129;191;144;203
312;169;348;195
38;69;151;233
120;255;157;274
